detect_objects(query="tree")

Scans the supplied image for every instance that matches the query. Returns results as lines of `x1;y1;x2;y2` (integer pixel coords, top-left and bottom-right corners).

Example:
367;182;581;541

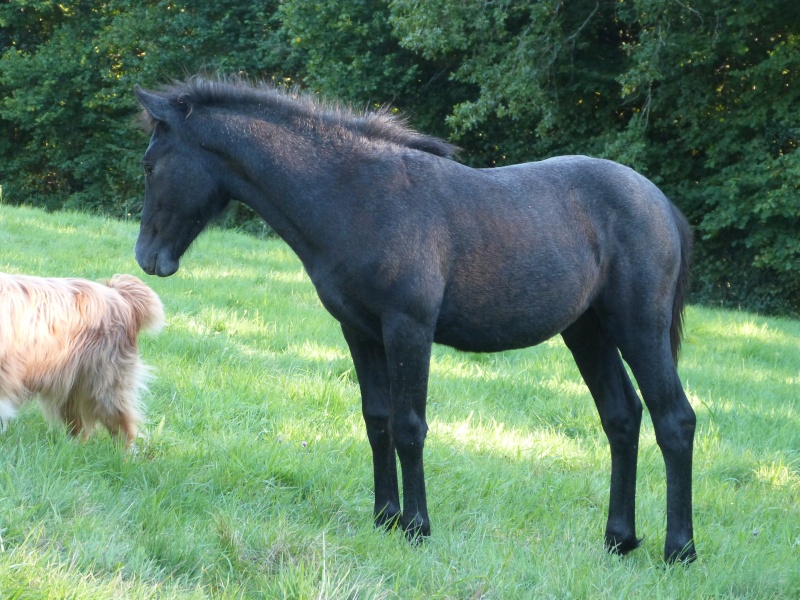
1;0;798;314
388;0;800;313
276;0;469;141
618;0;800;313
0;1;285;216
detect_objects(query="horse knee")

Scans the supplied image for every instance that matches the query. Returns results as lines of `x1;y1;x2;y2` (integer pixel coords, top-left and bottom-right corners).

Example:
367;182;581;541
392;412;428;457
363;414;391;446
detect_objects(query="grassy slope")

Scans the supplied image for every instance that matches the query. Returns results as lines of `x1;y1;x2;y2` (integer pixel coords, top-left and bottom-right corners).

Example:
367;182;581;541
1;205;798;599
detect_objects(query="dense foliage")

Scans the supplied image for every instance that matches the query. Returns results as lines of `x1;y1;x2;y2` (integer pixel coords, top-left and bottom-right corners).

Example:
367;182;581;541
1;0;798;314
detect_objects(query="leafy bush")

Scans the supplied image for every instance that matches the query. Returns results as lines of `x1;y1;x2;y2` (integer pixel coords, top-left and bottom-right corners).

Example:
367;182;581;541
1;0;797;314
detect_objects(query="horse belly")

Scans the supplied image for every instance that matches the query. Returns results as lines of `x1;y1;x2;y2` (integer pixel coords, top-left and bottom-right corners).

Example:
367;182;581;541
433;294;585;353
433;232;599;352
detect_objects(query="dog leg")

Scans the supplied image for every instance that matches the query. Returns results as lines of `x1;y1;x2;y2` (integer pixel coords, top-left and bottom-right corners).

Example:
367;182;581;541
101;411;138;449
0;399;18;431
69;417;91;442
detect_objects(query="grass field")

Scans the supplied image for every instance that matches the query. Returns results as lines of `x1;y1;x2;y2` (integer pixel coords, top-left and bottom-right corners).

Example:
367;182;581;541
1;205;798;599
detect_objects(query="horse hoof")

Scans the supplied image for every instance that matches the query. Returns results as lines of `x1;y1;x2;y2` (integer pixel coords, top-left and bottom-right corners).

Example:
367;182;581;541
665;540;697;564
605;533;642;556
401;514;430;544
374;506;401;531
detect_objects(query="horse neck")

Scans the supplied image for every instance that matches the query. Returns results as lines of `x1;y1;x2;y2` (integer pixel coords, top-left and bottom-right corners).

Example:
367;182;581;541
202;111;350;263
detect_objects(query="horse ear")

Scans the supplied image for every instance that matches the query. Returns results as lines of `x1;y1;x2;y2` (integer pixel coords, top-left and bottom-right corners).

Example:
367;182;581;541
134;85;176;123
176;93;192;112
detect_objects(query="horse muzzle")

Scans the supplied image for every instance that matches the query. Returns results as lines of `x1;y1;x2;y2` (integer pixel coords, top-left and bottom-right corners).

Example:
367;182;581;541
135;241;179;277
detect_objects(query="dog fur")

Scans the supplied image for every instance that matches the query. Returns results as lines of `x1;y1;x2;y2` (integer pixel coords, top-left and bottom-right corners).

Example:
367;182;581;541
0;273;164;446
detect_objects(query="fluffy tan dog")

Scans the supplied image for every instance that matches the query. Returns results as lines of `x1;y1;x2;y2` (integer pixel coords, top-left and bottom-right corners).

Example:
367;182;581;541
0;273;164;447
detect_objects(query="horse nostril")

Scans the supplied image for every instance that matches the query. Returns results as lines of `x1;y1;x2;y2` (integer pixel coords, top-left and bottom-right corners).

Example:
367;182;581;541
135;250;157;275
154;253;179;277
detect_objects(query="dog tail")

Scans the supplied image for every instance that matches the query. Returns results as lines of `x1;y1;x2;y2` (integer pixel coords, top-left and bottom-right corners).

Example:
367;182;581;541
105;274;165;334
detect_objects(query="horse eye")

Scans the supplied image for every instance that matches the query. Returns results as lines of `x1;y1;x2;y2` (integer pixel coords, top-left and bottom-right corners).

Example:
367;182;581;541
143;162;155;176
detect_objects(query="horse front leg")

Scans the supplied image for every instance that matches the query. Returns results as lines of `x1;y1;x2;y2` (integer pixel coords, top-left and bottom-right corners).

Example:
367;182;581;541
341;325;401;528
381;312;433;540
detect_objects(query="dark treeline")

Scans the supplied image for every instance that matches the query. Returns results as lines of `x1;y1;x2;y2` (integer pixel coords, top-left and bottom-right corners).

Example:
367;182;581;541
1;1;798;315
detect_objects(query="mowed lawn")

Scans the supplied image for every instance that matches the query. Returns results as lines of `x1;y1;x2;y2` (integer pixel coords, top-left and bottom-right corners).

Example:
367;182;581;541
1;205;798;599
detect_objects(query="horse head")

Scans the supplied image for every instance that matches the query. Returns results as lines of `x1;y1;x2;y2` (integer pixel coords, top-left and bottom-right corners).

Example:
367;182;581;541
134;85;230;277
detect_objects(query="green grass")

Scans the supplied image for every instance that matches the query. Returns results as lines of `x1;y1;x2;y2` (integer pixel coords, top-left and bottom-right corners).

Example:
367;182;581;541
1;204;799;598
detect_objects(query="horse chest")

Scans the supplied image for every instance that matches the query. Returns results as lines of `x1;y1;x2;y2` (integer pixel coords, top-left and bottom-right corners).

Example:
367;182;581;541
309;270;384;340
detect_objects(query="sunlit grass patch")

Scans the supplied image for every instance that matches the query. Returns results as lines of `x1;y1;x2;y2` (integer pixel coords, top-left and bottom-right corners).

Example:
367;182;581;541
432;415;590;466
2;205;800;598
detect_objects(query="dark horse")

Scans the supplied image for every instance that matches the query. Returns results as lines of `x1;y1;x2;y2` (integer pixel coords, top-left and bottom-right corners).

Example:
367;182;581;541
134;77;696;563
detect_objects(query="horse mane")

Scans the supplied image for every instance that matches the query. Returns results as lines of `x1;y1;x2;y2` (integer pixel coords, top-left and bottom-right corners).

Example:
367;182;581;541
141;75;459;159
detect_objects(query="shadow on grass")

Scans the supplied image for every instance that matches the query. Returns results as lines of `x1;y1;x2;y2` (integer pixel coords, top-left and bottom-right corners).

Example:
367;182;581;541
2;207;799;596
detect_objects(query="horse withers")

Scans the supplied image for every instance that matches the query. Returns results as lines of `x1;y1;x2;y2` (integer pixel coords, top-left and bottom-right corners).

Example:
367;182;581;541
133;77;696;563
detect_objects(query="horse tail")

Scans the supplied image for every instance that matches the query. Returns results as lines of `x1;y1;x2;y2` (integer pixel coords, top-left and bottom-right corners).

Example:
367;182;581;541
669;203;693;365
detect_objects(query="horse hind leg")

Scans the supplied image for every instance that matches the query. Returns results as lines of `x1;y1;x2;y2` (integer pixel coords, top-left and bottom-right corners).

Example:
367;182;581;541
610;313;697;563
561;310;643;555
